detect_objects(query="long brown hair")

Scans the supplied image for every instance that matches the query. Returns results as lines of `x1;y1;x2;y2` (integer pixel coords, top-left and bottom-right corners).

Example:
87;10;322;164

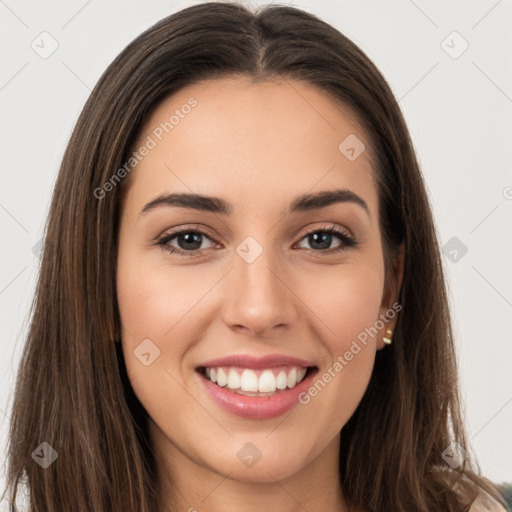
4;2;504;511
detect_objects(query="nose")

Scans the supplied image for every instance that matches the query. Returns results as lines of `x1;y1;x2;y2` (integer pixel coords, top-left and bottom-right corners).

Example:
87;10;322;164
220;243;298;338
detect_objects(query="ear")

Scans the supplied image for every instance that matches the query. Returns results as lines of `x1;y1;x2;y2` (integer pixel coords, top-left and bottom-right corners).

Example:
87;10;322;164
376;242;404;350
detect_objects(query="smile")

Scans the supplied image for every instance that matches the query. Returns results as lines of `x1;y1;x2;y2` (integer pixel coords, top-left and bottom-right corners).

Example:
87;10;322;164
195;353;318;419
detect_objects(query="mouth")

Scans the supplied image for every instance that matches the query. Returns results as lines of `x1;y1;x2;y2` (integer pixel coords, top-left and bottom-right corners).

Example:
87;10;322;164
195;354;319;419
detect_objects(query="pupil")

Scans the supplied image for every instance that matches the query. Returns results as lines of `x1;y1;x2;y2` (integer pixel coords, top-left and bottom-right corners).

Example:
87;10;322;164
310;232;331;250
179;233;202;250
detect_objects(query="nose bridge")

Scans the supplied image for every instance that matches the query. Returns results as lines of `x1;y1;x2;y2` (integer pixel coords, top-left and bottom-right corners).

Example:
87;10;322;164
221;235;297;335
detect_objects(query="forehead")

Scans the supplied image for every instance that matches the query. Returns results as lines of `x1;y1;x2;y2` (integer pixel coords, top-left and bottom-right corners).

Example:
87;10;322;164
124;76;378;215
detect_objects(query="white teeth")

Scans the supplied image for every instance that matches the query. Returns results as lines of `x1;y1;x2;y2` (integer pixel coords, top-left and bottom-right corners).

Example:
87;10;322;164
258;370;276;392
240;369;259;392
227;368;240;389
216;368;228;387
287;368;297;388
276;371;288;390
204;365;310;393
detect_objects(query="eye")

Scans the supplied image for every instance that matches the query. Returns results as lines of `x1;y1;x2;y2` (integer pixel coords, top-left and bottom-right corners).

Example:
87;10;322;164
295;224;357;253
156;227;217;256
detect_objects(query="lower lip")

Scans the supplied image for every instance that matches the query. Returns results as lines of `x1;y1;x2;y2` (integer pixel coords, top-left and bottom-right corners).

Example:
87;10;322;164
197;369;317;420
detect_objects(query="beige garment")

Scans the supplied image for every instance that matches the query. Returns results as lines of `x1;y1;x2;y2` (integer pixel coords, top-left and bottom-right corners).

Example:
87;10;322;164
469;491;508;511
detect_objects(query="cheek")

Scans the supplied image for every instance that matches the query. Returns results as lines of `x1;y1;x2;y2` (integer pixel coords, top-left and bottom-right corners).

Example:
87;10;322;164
116;247;216;342
302;260;385;350
116;248;191;389
116;252;209;434
292;261;384;427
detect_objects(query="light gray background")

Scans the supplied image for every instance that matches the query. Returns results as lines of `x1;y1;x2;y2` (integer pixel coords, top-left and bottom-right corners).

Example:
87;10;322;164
1;0;511;503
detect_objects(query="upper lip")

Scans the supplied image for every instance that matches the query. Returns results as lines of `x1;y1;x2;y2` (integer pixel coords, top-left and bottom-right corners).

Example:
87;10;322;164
198;353;317;370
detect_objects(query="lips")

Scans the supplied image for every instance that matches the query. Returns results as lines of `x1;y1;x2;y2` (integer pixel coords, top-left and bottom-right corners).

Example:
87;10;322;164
196;353;318;419
198;353;316;369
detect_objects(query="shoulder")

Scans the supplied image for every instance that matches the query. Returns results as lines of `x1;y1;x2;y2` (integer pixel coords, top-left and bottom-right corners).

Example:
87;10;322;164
469;490;507;511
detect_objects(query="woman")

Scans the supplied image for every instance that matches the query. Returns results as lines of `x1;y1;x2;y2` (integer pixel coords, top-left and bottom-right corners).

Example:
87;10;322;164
4;2;506;511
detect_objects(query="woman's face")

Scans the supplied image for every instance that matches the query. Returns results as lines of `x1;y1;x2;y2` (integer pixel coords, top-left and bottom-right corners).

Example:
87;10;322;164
117;76;402;485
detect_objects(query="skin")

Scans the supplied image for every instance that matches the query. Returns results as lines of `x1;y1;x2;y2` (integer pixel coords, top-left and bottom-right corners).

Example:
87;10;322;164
116;76;404;512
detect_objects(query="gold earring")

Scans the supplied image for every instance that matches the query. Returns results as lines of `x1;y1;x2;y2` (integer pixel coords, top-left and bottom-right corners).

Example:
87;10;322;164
382;329;393;345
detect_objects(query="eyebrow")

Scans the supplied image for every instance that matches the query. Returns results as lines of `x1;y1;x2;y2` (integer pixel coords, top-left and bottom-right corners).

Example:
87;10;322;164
140;188;370;218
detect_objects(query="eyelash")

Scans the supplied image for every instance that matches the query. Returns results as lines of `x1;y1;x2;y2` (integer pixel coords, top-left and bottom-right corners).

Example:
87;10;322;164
155;223;358;257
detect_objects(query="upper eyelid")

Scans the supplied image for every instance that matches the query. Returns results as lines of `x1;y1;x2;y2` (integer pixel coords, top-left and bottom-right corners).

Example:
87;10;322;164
301;223;352;238
158;225;220;244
